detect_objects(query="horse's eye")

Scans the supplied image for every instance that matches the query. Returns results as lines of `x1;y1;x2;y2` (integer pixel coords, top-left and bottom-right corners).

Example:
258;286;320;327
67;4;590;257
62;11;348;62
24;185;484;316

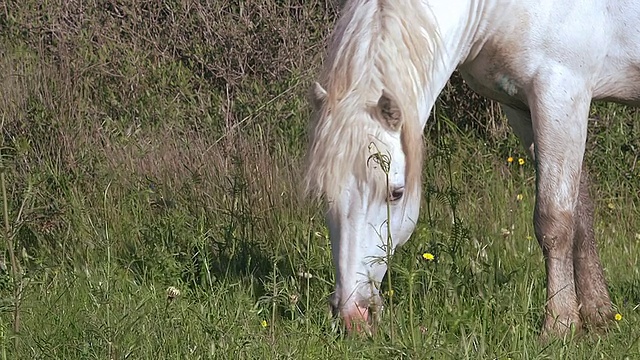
388;187;405;202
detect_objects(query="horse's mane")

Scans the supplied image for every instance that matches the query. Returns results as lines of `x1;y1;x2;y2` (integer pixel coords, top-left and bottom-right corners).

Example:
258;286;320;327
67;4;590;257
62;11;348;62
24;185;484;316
305;0;439;202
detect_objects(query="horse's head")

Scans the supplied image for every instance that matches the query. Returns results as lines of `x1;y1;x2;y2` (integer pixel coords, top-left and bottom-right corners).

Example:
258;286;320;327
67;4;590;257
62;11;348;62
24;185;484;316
307;82;421;332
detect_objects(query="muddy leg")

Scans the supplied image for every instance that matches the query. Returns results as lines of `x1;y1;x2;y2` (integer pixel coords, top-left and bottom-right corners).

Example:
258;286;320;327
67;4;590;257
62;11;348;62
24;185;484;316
528;79;593;338
535;203;582;337
573;171;613;328
502;104;581;337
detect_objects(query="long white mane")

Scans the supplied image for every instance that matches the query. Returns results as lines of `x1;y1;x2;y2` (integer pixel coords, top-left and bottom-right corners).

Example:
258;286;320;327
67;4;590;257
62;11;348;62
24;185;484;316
305;0;440;202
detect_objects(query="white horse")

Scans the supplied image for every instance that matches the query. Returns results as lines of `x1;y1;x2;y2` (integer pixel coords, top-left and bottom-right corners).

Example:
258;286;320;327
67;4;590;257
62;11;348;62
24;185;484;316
305;0;640;337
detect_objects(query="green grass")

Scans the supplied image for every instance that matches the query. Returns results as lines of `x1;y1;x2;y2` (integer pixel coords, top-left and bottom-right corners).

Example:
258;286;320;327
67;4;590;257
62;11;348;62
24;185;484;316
2;127;639;359
1;1;640;359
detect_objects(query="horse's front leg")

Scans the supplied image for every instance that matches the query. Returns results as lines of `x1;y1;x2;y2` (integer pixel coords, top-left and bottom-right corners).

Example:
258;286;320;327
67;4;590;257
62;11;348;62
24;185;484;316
531;78;591;338
573;171;613;328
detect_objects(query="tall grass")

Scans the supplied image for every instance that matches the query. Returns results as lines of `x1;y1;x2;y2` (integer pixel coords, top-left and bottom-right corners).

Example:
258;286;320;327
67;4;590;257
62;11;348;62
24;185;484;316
1;1;639;359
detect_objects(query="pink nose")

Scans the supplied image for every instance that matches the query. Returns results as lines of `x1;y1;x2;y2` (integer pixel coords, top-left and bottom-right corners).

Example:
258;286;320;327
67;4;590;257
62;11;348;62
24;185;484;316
342;304;370;333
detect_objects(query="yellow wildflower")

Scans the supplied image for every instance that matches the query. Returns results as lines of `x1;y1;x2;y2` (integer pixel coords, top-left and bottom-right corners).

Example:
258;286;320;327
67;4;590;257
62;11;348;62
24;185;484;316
261;320;268;328
422;252;435;261
615;313;622;321
507;156;514;163
516;194;523;201
518;158;525;165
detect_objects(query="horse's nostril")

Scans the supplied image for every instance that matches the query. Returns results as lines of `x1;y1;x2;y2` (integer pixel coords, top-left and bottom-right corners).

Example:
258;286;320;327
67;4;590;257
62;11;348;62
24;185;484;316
329;294;340;317
389;186;405;202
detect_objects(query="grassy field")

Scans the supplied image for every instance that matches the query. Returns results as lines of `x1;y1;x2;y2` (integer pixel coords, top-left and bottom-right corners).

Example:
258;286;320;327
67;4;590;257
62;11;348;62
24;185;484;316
1;1;640;359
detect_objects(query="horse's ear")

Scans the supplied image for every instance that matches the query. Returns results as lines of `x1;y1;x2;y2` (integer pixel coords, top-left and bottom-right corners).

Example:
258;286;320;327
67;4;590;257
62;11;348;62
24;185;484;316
311;82;328;109
377;90;401;130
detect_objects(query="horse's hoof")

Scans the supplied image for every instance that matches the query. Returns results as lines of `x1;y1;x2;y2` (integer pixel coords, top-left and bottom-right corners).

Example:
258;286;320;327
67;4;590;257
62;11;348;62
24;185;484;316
540;315;582;342
581;306;615;333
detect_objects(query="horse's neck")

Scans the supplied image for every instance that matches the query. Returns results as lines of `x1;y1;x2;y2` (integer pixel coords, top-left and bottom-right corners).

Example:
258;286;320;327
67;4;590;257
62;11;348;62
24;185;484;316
415;1;489;127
